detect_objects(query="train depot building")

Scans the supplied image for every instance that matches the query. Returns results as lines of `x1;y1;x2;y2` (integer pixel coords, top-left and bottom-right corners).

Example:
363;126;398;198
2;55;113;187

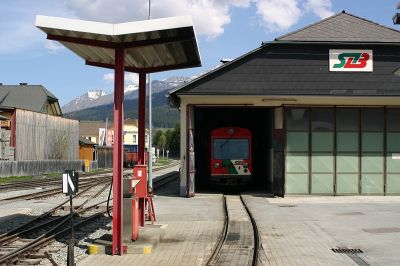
170;11;400;197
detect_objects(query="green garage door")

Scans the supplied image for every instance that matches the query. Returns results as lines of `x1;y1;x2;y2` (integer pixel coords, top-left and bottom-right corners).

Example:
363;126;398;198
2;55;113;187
311;108;334;194
361;109;384;195
336;109;359;195
284;107;399;196
386;109;400;194
286;108;309;194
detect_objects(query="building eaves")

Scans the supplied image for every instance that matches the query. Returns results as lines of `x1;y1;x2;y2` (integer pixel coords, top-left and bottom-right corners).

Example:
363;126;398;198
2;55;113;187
168;44;266;107
41;85;58;100
79;137;97;146
0;85;60;114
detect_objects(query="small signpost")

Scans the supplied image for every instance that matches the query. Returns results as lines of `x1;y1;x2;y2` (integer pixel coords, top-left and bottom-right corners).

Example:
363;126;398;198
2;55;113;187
62;170;79;266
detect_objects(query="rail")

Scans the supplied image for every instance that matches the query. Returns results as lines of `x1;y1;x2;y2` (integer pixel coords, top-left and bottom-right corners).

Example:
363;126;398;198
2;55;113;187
206;194;261;266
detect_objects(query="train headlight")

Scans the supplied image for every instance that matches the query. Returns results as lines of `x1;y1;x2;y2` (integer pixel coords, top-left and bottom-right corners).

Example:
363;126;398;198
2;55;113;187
214;162;220;168
243;163;248;168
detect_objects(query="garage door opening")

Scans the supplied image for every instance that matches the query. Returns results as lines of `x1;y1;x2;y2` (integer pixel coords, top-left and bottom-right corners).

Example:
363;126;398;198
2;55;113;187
193;107;273;194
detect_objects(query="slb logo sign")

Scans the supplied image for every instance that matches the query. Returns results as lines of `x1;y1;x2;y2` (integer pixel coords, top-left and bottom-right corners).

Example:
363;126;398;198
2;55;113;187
329;50;373;72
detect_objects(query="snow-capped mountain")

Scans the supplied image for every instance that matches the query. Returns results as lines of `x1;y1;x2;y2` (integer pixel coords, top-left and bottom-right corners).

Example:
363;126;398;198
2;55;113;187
62;89;111;113
61;77;191;114
87;89;107;100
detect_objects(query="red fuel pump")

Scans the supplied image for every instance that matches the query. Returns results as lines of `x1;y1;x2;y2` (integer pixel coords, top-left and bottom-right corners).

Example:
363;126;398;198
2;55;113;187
132;164;147;240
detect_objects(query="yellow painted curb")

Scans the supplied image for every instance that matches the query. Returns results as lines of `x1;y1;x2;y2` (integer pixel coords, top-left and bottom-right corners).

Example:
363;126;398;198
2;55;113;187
143;245;153;255
87;244;99;255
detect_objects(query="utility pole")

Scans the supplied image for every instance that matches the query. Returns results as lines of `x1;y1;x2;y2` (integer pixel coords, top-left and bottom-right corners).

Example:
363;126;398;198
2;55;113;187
147;0;153;190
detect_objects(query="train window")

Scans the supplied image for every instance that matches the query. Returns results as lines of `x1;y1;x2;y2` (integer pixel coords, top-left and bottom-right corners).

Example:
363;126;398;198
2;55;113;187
286;108;309;130
213;139;249;159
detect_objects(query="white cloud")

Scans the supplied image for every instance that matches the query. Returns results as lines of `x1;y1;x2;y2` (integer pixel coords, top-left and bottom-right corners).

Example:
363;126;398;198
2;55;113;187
255;0;302;31
254;0;333;32
125;73;139;86
0;0;334;56
44;40;64;53
65;0;251;39
304;0;334;19
103;73;114;82
0;1;74;55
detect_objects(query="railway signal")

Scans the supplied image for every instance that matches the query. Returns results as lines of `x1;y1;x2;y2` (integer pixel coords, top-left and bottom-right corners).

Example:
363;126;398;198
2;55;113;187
63;170;79;196
63;170;79;266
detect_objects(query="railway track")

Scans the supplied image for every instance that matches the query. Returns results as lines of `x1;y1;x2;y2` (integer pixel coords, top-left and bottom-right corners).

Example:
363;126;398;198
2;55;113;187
207;195;261;266
0;181;113;265
0;171;114;192
0;166;180;265
0;175;113;202
0;161;180;202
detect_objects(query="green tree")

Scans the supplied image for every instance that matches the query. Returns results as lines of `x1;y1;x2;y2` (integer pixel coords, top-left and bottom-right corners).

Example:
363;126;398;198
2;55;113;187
157;134;167;157
152;130;164;147
163;124;180;157
165;129;173;150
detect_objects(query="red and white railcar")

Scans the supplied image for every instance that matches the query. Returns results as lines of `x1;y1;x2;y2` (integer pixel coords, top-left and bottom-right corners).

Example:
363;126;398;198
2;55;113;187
210;127;252;186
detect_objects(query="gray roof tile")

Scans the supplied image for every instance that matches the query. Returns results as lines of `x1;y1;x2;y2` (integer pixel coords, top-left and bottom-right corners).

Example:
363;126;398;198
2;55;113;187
277;12;400;42
0;84;60;113
169;13;400;107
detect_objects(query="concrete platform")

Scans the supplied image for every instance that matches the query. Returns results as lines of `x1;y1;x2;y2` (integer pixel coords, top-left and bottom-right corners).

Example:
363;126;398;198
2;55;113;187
78;186;400;266
78;193;224;266
87;224;167;255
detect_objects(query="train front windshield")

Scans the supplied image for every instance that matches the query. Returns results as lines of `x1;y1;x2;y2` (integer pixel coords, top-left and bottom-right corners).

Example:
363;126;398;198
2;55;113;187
213;139;249;160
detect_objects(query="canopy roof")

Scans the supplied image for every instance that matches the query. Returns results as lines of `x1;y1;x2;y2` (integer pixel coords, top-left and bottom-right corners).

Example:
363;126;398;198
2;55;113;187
36;15;201;73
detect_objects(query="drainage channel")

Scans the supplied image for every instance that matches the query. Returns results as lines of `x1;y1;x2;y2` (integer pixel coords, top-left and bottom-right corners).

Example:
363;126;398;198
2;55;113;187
332;248;370;266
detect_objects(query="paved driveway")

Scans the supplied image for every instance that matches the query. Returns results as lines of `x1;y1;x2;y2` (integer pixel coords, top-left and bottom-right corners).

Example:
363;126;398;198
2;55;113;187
243;196;400;266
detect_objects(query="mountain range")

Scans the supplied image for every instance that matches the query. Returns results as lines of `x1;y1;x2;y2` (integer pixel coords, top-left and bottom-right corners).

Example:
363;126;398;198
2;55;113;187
62;76;190;114
62;76;191;128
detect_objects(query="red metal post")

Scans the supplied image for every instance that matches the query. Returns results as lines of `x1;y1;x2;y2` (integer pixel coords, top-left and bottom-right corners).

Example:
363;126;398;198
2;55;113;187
10;110;16;147
112;47;125;255
138;198;145;226
138;73;146;165
137;73;147;227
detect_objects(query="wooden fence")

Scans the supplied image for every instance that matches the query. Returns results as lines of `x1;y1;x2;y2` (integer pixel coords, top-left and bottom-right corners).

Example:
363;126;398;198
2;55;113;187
97;146;113;169
15;109;79;161
0;160;83;178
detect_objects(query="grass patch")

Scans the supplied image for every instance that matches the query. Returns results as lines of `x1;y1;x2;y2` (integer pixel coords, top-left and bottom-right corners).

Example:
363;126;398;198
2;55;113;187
154;158;173;166
45;172;62;178
0;175;35;185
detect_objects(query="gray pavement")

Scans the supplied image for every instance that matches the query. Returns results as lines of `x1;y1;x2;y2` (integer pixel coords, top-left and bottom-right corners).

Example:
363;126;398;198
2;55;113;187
56;167;400;266
243;195;400;266
79;193;400;266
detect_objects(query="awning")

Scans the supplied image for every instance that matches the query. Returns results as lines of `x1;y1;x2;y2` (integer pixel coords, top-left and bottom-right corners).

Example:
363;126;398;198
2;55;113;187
35;15;201;73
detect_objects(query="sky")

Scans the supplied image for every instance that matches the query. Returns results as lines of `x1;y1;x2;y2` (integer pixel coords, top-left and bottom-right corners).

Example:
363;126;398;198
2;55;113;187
0;0;399;106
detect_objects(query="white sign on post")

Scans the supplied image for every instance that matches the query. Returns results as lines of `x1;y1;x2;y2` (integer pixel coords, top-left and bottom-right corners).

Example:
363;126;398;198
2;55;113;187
63;170;79;196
